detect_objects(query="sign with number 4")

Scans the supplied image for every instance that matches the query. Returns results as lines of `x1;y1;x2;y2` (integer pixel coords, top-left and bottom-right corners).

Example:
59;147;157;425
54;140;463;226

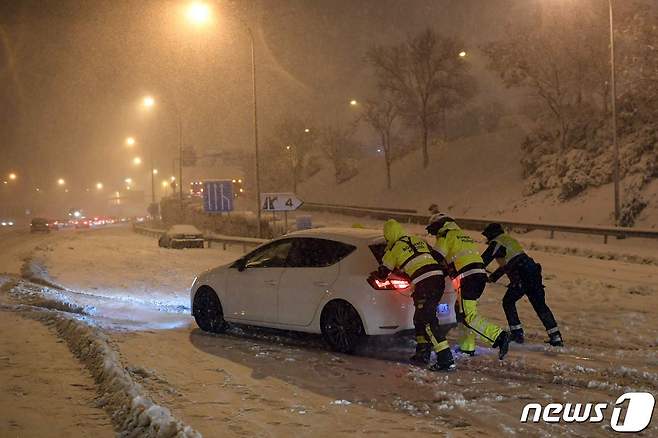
260;193;303;212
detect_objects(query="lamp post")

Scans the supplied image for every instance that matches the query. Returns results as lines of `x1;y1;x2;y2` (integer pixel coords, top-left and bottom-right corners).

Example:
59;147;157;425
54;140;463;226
184;2;262;237
608;0;620;225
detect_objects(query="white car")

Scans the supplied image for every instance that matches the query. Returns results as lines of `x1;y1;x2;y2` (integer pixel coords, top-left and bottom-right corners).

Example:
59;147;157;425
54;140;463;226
190;227;457;353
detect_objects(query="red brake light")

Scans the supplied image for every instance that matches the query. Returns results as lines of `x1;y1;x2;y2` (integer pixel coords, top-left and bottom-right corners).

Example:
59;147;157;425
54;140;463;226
367;275;411;291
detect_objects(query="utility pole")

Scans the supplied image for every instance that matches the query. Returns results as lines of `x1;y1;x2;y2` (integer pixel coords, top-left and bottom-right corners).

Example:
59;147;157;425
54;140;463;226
608;0;620;225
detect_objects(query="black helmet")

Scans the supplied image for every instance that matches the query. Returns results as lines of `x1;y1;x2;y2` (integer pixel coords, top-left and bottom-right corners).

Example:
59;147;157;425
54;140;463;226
482;223;504;241
426;213;454;236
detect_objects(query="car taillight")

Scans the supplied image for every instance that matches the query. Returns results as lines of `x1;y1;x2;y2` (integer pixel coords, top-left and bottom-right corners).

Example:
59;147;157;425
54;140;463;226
367;275;411;291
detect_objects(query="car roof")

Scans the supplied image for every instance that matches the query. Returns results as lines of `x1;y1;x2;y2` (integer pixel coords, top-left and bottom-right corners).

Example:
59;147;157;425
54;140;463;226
283;227;384;245
169;224;202;234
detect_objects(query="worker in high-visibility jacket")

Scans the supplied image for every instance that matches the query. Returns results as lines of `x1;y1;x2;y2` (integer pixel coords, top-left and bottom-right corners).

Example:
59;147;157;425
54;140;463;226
481;223;563;346
375;219;456;371
426;214;510;359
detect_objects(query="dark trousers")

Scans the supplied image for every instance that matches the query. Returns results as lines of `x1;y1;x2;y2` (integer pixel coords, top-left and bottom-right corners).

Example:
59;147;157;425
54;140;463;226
412;275;449;352
502;258;558;332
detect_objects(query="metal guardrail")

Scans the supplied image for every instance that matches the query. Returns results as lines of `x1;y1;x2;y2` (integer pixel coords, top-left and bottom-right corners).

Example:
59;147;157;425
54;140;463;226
133;225;267;252
300;202;658;244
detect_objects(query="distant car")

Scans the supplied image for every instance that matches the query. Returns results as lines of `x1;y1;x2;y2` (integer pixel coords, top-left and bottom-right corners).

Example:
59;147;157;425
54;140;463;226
30;218;50;233
74;219;91;229
190;227;457;353
159;225;204;249
1;219;15;227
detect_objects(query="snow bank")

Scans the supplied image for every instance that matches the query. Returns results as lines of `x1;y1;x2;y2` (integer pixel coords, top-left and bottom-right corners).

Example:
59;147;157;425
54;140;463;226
7;283;202;438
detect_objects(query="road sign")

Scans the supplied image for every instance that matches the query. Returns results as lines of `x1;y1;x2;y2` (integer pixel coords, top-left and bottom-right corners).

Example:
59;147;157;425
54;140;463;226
260;193;303;212
204;180;234;213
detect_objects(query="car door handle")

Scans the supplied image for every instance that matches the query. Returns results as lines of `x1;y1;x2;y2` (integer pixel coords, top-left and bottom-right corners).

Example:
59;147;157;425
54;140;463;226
313;281;329;287
264;280;277;286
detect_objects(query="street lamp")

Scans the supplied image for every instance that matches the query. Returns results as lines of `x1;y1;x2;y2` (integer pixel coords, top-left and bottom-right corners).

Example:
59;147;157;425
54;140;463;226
140;94;182;208
186;2;212;26
133;157;142;166
126;137;136;146
607;0;620;225
143;96;155;108
349;99;358;106
57;178;65;186
96;182;103;190
124;178;133;185
8;173;17;181
458;51;467;58
183;3;263;237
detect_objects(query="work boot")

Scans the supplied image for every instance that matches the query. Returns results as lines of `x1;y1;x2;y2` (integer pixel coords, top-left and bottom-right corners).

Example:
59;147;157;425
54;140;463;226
409;344;431;366
547;331;564;347
429;348;456;372
455;347;476;357
492;331;510;360
510;329;524;344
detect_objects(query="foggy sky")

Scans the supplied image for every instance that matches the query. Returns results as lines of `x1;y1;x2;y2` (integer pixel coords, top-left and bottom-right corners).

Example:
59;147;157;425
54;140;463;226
1;0;524;200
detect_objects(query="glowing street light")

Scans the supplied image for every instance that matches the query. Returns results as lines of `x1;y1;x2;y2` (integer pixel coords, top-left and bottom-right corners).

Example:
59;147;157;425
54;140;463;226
459;51;467;58
170;176;176;182
96;182;103;190
8;173;17;180
143;96;155;108
186;2;212;26
124;178;133;185
57;178;65;186
133;157;142;165
161;180;169;188
349;99;358;106
126;137;136;146
152;169;158;175
304;128;310;133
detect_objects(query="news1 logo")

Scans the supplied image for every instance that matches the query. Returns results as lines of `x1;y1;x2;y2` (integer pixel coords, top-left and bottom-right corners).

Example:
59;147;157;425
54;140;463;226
520;392;655;432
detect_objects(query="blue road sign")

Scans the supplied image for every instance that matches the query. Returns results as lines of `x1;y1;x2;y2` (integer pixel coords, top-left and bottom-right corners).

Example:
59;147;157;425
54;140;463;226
203;180;234;213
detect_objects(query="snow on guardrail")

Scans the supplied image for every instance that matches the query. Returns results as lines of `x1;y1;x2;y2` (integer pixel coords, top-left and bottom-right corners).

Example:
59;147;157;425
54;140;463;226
133;225;267;252
301;202;658;243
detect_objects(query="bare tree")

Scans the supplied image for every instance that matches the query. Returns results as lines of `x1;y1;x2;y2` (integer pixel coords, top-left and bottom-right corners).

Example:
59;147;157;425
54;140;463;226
270;116;316;193
367;28;475;168
483;3;609;152
362;95;399;189
319;124;359;184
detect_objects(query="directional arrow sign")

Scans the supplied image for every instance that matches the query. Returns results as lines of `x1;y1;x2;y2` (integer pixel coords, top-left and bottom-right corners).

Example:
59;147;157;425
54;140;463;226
204;180;234;213
260;192;303;212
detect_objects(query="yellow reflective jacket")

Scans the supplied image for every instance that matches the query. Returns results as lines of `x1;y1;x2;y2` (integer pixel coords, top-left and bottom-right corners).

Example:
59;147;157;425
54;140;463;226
381;219;440;279
492;233;525;264
433;220;483;272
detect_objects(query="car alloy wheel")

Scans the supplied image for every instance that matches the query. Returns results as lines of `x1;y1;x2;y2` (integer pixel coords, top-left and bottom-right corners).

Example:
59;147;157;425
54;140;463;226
321;300;365;354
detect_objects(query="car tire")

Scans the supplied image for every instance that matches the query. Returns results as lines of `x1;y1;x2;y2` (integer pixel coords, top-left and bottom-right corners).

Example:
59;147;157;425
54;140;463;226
193;287;228;333
320;300;365;354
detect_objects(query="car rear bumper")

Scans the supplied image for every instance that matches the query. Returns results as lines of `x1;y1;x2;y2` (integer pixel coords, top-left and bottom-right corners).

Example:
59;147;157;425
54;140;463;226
355;289;415;336
171;239;204;249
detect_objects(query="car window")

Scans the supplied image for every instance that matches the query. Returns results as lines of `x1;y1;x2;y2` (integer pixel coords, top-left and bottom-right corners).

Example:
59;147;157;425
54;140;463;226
244;240;293;268
287;238;356;268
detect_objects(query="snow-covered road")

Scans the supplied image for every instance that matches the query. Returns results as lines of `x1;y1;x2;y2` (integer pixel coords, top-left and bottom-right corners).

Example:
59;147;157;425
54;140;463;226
2;225;657;436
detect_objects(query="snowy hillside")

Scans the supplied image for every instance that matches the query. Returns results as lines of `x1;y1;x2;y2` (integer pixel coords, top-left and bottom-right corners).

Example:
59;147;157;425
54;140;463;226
298;122;658;228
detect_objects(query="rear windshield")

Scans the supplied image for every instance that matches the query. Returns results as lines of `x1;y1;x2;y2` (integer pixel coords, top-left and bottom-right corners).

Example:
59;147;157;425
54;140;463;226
369;243;387;264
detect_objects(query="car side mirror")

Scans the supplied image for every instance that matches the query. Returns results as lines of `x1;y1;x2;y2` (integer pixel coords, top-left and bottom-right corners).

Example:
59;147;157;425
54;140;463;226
236;258;247;272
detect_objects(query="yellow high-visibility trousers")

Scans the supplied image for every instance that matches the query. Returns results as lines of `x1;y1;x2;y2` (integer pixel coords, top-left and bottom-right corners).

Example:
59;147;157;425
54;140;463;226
459;299;503;350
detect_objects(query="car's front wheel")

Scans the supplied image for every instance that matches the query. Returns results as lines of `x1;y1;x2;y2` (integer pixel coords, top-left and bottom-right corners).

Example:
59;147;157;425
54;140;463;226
193;287;228;333
320;300;365;354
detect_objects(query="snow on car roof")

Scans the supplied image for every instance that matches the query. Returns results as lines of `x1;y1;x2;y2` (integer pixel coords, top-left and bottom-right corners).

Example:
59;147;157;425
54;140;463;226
169;224;202;235
286;227;383;244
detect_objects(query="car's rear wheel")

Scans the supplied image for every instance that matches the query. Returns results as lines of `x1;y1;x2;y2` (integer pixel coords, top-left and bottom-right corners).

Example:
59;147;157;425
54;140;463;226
320;300;365;354
193;288;227;333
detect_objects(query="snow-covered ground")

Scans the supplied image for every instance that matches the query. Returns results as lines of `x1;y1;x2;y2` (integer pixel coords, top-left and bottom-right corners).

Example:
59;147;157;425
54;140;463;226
30;226;243;330
2;224;657;436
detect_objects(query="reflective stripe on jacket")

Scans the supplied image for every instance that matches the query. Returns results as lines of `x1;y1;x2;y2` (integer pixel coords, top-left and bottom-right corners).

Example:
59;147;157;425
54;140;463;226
433;221;483;272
